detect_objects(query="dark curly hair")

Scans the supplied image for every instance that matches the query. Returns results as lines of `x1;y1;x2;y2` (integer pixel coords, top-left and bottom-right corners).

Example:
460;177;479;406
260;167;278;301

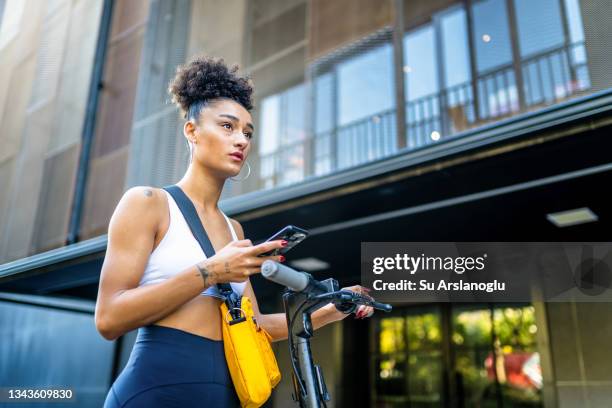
168;56;254;121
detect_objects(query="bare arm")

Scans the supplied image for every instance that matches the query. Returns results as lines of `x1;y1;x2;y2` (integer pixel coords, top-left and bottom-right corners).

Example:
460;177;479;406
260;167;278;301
243;281;346;342
94;187;214;341
95;189;285;341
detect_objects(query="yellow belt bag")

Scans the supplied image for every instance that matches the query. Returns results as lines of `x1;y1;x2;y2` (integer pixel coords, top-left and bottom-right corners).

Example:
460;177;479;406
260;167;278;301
221;297;281;407
162;185;281;408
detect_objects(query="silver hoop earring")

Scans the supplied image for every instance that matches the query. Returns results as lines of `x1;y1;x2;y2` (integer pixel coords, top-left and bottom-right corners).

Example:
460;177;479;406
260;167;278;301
230;161;251;182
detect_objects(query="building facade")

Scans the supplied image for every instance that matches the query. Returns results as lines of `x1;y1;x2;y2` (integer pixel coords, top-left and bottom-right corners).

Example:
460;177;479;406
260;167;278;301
1;0;612;407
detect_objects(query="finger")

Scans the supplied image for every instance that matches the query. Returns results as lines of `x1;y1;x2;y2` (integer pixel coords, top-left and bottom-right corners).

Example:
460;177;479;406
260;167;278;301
253;254;285;265
250;240;285;256
356;305;374;319
355;305;366;319
232;239;253;247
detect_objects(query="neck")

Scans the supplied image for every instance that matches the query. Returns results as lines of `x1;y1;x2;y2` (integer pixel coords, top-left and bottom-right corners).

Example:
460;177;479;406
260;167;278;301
176;163;225;213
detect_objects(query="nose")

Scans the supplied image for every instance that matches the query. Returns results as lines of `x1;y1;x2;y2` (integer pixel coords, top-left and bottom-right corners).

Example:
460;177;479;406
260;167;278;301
233;131;249;148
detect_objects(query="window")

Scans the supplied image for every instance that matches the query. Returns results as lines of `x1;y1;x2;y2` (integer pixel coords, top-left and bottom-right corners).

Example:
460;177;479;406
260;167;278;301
514;0;565;58
258;83;307;187
337;44;395;126
472;0;513;73
375;304;542;407
404;24;442;147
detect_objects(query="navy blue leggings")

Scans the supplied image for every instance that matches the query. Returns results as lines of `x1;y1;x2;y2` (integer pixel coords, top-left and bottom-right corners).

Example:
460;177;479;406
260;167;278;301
104;325;240;407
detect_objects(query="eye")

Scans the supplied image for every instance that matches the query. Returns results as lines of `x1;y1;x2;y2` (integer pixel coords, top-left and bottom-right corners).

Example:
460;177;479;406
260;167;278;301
244;132;253;139
222;122;232;130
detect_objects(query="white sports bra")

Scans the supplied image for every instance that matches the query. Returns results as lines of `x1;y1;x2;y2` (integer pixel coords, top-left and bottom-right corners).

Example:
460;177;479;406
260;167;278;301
138;189;247;299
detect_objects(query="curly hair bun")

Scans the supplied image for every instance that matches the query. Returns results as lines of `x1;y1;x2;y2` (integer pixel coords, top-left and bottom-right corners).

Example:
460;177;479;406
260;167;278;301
168;55;253;116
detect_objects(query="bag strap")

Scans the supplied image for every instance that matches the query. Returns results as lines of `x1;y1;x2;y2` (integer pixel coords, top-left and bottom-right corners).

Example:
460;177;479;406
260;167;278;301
162;185;239;311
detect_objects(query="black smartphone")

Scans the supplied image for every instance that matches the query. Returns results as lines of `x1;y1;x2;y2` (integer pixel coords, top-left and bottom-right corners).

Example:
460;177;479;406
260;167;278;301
257;225;309;257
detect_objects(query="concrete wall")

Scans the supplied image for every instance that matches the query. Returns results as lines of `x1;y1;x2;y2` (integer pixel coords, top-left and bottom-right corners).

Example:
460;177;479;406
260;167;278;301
546;302;612;408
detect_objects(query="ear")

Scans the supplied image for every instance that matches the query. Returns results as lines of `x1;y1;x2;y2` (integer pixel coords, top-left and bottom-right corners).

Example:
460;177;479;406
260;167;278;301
183;120;197;143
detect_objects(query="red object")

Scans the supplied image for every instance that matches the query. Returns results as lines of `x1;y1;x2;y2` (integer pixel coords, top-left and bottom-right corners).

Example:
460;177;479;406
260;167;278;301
484;352;540;389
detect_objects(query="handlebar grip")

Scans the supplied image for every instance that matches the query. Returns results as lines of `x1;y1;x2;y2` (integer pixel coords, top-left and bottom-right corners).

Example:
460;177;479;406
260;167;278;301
261;260;309;292
334;302;356;314
334;291;392;313
371;301;392;313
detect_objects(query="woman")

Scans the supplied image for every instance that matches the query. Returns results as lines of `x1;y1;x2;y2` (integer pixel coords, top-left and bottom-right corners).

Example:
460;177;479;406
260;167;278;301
96;56;375;407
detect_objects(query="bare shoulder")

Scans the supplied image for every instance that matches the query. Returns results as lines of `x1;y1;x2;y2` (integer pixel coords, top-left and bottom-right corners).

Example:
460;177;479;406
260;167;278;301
109;186;165;236
117;186;165;210
120;186;164;204
229;218;245;240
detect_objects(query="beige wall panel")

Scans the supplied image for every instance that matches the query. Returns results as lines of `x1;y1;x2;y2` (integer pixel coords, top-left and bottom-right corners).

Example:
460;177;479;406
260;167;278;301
27;1;70;111
93;28;145;158
0;0;46;151
0;102;54;261
47;0;103;154
80;146;129;240
547;302;582;381
251;3;305;64
556;385;587;408
30;144;79;253
0;52;38;164
0;60;10;133
547;301;612;406
575;302;612;381
0;158;15;257
187;0;245;64
309;0;393;60
108;0;150;40
587;384;612;408
251;0;305;25
251;45;306;98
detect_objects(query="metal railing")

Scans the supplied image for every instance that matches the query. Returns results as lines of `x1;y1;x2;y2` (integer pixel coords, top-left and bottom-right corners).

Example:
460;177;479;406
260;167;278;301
259;41;590;188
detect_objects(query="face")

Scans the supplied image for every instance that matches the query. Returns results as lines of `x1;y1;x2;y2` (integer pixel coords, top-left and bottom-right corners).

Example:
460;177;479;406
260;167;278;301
184;98;254;178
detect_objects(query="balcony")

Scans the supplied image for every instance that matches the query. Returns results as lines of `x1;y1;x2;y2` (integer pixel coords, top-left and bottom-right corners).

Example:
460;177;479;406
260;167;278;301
257;41;590;189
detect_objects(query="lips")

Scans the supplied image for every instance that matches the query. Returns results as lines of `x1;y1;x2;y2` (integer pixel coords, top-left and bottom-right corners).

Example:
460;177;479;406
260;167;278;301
229;152;244;161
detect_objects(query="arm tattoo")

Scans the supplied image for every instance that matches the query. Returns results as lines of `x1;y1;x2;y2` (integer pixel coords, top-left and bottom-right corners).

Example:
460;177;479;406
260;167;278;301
197;262;212;287
143;189;152;197
224;261;231;274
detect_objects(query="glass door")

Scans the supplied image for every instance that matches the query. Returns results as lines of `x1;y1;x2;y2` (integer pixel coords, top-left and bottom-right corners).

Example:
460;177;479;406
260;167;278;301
375;306;445;407
374;303;543;408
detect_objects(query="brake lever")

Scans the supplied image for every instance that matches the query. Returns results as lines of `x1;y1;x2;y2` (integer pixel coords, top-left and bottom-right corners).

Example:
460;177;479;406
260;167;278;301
335;290;393;313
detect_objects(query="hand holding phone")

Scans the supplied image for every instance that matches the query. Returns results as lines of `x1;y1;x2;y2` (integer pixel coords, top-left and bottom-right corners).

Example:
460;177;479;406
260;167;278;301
257;225;309;257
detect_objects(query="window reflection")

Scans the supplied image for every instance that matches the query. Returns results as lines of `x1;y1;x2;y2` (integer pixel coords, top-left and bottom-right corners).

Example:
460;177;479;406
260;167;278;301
514;0;564;58
440;7;476;134
258;83;307;188
376;309;444;407
337;44;395;126
375;305;542;407
252;0;596;192
472;0;513;73
440;7;471;89
404;25;439;102
314;71;334;175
